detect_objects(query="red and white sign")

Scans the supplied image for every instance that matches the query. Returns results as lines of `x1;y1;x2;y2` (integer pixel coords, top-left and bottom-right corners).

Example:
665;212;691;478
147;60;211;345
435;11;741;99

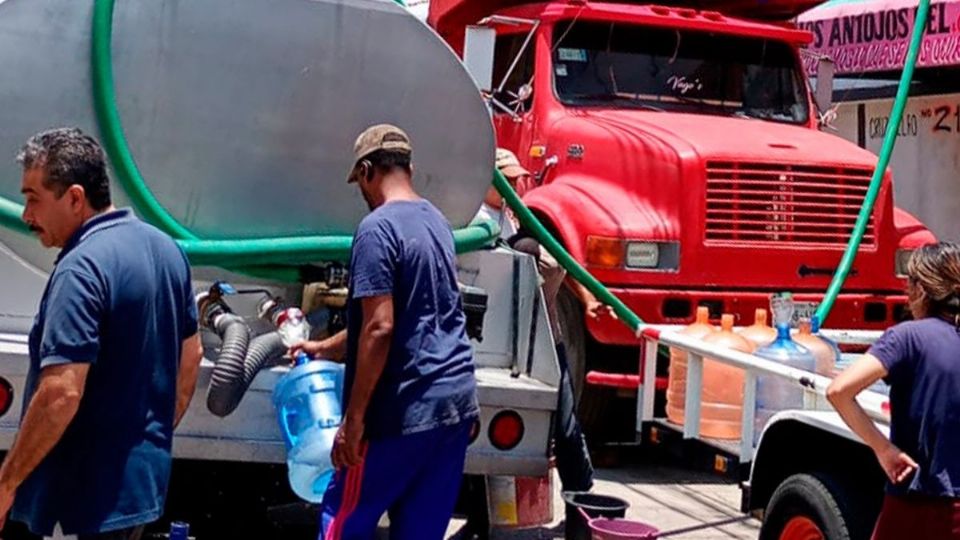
799;0;960;74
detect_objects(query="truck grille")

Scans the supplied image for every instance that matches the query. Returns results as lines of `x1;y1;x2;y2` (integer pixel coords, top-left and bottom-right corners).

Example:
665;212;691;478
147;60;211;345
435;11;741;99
705;161;876;247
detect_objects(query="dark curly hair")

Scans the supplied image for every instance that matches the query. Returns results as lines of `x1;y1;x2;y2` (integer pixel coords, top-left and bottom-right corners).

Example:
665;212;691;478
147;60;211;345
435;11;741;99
17;127;112;210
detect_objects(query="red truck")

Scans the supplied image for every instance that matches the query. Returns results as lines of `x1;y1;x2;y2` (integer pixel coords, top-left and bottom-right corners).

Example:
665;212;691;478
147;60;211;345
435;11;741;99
428;0;935;434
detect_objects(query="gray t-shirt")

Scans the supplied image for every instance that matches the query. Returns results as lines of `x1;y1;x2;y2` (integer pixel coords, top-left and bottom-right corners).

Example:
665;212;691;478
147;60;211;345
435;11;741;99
868;318;960;498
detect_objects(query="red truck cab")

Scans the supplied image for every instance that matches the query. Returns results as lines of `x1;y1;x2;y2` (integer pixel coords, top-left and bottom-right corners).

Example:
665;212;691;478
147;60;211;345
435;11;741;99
429;0;934;431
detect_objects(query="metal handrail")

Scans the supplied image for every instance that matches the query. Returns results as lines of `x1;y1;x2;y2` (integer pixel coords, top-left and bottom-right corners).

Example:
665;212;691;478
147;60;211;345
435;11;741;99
634;326;889;462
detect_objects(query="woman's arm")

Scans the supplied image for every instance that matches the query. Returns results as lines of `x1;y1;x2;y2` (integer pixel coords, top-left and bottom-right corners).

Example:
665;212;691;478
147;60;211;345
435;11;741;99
826;354;917;484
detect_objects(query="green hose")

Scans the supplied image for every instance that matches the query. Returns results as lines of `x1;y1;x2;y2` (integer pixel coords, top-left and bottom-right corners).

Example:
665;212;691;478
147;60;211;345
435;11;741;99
178;219;499;267
92;0;196;240
493;170;644;331
815;0;930;324
0;197;30;236
0;193;496;271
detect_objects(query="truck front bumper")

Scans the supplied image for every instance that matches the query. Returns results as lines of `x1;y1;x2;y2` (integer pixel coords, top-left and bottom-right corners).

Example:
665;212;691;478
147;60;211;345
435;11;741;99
586;288;908;345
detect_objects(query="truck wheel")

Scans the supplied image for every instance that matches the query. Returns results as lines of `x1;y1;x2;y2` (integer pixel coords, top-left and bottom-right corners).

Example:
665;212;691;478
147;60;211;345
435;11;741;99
759;473;873;540
556;287;610;438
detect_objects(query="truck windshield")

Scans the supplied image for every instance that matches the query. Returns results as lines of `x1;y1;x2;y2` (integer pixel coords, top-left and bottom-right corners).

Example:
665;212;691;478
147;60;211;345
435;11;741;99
552;21;809;124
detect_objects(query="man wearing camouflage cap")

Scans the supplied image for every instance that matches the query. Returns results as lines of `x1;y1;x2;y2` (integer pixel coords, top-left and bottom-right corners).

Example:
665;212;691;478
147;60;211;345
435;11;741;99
290;125;479;540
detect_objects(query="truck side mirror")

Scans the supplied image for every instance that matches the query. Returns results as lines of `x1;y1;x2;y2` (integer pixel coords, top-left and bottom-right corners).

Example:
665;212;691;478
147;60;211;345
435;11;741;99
463;26;496;92
814;56;835;114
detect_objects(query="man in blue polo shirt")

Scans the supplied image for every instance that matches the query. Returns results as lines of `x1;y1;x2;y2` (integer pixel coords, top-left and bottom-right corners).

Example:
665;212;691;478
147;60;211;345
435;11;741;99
291;125;479;540
0;128;203;540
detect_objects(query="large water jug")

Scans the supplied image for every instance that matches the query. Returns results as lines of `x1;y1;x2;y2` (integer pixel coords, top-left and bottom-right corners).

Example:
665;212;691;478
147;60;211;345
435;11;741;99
667;307;716;426
794;318;840;376
753;323;815;444
699;314;754;440
813;316;842;375
273;356;345;503
738;308;776;349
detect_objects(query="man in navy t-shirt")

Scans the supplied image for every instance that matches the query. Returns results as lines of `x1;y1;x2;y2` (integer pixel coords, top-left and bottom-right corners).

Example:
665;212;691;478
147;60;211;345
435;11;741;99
291;125;479;539
0;128;203;539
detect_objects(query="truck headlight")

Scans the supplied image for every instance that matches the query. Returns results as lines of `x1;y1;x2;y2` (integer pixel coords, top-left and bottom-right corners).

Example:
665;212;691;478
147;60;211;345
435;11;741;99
585;236;624;269
626;242;659;268
895;248;913;277
585;237;679;271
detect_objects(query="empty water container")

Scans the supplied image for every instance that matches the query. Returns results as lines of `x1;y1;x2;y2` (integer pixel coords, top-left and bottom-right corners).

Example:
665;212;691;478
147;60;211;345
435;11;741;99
812;316;843;376
738;308;776;350
794;318;840;376
667;307;716;427
753;323;815;444
699;314;754;440
273;357;345;503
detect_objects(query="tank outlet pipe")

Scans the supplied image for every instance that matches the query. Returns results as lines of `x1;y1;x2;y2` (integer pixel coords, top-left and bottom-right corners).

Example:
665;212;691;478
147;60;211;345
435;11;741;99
206;312;253;417
207;330;285;417
194;283;257;417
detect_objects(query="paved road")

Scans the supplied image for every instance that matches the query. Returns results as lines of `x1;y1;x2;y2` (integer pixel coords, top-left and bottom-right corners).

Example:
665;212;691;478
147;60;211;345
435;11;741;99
446;463;761;540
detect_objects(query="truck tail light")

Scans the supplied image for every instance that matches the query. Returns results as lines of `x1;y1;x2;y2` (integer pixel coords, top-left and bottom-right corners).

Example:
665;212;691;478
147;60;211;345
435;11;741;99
585;236;624;269
0;377;13;417
489;410;524;451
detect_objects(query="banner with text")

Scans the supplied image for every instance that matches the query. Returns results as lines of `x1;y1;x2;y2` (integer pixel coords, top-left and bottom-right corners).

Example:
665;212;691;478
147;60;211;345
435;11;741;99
799;0;960;75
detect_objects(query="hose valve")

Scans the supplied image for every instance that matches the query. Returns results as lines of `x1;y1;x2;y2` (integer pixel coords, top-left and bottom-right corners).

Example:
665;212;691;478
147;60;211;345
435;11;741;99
196;281;238;329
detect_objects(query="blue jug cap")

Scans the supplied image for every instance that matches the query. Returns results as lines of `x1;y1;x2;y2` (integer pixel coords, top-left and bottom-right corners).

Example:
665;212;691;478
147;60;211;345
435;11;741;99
169;521;189;540
214;281;237;295
295;351;310;366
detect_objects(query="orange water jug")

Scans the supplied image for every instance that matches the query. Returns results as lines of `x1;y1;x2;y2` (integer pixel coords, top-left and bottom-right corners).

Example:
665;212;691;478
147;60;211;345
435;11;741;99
699;315;753;439
738;308;777;349
793;320;838;376
666;307;716;427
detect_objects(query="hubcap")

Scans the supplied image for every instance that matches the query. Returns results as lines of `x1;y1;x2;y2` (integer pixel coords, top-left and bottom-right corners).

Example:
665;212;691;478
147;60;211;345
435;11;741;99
780;516;825;540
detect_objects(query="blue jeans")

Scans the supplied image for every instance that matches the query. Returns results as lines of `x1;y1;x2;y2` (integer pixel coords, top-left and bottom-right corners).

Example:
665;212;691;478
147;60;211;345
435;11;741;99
554;343;594;492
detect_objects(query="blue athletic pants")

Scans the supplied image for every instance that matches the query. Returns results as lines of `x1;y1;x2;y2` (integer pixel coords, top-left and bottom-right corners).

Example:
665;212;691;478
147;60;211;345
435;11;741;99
319;421;472;540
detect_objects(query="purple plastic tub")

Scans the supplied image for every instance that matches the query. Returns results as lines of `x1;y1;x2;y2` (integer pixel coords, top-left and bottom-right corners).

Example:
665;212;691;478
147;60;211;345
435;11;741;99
589;517;661;540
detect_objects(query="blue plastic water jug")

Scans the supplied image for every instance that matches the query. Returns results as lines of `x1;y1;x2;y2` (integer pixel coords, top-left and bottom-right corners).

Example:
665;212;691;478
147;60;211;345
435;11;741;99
753;323;815;444
810;315;842;376
273;354;345;503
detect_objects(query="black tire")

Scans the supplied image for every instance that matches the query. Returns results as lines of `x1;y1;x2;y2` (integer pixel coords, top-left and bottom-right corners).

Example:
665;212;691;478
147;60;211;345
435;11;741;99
556;287;610;438
760;473;874;540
